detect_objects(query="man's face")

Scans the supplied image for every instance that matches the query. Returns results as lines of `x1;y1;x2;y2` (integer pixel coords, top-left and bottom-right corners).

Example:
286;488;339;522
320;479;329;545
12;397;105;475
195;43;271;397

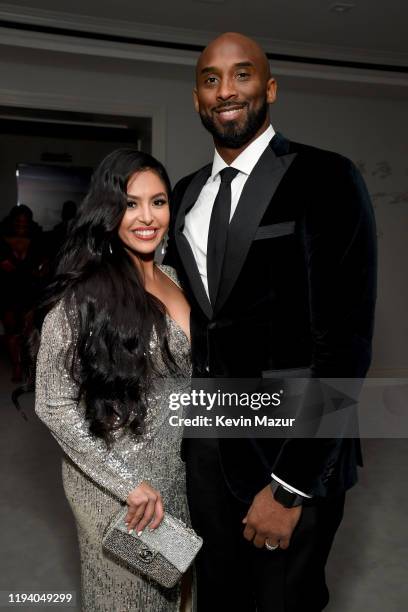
194;38;276;149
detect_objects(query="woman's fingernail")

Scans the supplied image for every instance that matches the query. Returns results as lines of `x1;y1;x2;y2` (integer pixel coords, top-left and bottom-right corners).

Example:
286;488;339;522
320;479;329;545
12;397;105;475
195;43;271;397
128;529;134;534
137;530;143;536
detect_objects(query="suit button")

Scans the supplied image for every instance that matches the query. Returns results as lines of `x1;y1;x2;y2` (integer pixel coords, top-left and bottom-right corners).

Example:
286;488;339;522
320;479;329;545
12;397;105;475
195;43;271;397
208;322;217;329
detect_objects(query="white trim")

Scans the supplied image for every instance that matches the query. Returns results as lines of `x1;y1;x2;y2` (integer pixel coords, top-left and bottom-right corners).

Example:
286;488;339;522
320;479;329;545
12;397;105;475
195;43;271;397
0;26;200;67
0;88;166;163
0;2;407;68
271;474;312;498
0;26;407;90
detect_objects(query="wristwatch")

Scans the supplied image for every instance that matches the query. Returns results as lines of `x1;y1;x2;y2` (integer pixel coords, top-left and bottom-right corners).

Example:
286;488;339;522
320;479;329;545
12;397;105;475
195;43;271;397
270;479;304;508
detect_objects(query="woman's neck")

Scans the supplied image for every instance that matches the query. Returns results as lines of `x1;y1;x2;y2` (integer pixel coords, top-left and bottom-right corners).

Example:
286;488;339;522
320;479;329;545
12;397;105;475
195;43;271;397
128;251;156;284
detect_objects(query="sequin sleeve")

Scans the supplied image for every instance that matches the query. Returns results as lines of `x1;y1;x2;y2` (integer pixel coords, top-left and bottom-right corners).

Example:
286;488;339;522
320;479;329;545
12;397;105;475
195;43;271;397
35;300;142;502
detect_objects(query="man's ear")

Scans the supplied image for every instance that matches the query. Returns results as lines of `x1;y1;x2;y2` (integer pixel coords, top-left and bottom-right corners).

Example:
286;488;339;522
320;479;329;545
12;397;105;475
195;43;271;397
193;88;199;113
266;78;277;104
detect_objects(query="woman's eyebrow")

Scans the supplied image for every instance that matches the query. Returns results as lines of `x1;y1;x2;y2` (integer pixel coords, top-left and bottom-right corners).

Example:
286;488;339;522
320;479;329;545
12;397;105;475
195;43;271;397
126;193;167;199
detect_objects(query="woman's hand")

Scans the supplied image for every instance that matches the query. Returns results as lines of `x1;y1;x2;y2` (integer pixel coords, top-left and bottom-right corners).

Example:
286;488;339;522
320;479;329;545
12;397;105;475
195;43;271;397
125;481;164;534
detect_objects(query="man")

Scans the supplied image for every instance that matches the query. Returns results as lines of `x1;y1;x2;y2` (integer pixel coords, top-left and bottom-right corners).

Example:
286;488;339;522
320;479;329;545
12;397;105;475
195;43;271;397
165;32;377;611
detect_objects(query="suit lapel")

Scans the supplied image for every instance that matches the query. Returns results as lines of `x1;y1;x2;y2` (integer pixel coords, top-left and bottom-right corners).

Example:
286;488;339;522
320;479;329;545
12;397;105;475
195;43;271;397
215;140;297;313
175;164;213;319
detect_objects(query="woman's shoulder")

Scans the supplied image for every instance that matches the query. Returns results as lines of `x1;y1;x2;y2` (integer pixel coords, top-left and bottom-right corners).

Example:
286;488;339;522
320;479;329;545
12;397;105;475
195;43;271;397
43;300;66;325
42;297;77;339
156;263;181;288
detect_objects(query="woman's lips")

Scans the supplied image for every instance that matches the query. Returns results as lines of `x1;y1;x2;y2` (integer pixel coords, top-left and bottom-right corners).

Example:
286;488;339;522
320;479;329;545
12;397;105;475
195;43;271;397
131;228;159;241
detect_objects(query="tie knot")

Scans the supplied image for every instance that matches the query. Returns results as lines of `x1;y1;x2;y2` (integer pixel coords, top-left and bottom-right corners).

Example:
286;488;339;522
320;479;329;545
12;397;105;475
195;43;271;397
219;167;239;185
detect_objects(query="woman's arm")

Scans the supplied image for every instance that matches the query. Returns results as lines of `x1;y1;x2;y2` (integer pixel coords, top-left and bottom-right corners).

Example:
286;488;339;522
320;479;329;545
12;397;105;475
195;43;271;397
35;300;142;502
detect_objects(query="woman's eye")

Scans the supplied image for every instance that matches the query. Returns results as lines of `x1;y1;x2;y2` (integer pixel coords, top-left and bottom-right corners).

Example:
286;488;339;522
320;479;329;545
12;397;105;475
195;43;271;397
153;198;167;207
126;200;137;208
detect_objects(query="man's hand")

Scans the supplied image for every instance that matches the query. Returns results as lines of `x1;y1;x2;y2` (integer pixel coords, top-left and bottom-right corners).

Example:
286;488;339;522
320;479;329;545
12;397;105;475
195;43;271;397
242;484;302;550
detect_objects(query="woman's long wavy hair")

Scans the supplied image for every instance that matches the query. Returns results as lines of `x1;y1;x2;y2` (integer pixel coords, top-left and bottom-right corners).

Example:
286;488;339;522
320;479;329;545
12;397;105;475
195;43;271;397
42;148;178;445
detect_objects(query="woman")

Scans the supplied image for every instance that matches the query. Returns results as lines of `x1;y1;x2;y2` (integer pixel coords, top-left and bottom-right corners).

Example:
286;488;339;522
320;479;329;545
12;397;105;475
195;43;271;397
35;149;191;611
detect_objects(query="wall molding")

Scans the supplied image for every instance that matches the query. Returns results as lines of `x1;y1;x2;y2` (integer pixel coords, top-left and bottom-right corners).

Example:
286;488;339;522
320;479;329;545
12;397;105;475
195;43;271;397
0;87;166;163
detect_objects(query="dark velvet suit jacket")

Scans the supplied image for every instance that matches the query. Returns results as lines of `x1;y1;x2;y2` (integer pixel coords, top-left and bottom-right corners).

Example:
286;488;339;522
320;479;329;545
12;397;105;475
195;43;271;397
165;132;377;503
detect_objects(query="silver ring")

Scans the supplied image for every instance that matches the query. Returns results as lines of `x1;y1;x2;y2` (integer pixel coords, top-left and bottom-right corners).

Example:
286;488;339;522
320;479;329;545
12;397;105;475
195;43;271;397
265;539;279;551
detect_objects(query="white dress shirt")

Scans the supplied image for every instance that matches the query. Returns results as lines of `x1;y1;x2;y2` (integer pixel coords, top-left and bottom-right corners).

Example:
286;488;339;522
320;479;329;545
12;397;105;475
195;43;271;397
183;125;275;295
183;124;311;499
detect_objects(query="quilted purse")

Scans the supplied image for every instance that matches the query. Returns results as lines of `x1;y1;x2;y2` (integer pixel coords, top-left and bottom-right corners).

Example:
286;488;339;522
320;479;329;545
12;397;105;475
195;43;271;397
102;506;203;588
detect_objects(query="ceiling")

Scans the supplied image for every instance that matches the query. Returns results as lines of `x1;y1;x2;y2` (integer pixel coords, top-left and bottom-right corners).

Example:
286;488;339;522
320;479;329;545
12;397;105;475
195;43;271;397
1;0;407;60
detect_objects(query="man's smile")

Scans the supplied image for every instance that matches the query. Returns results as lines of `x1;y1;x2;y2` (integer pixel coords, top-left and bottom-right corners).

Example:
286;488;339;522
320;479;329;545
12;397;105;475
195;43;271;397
214;103;247;123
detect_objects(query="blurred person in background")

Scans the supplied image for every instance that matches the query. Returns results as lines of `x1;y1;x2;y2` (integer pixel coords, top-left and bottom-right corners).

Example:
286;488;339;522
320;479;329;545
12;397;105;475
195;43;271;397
48;199;77;258
0;205;48;382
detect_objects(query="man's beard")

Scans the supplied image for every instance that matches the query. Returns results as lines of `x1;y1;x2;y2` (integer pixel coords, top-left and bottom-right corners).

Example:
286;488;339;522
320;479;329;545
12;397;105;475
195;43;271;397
199;98;269;148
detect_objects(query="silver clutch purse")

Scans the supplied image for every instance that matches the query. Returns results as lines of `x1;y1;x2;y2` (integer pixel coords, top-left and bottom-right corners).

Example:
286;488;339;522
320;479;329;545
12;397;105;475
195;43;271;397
102;506;203;588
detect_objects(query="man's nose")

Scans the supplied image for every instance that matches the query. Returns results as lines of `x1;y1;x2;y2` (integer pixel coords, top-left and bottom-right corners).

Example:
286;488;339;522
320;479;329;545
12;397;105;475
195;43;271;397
217;77;237;101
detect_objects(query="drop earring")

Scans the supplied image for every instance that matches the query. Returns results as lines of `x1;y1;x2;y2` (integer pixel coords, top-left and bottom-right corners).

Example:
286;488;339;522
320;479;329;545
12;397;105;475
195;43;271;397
161;234;168;256
109;243;113;255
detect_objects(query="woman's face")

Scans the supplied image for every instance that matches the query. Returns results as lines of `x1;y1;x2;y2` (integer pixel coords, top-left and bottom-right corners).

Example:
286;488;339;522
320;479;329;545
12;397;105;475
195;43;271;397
118;170;170;258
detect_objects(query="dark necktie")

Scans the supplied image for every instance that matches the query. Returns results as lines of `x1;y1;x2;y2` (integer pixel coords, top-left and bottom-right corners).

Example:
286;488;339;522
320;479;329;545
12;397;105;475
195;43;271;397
207;167;239;306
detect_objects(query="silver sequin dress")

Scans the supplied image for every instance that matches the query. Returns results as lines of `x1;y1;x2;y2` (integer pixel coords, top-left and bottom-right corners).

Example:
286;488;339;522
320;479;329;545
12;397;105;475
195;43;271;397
35;265;191;612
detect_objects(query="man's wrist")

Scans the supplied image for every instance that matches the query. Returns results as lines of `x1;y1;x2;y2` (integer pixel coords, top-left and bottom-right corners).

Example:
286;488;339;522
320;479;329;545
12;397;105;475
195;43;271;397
269;479;305;508
271;473;312;498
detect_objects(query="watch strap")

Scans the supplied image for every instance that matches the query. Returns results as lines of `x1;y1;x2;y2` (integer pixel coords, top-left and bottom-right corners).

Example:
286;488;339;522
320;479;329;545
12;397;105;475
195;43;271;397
270;480;304;508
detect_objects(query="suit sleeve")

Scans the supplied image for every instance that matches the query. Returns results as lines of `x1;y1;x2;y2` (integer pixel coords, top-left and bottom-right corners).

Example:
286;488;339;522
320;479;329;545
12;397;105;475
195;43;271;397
271;156;377;495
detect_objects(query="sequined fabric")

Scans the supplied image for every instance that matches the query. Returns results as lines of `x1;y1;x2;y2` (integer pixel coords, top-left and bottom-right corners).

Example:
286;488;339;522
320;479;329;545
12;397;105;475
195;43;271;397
103;510;202;587
35;265;192;611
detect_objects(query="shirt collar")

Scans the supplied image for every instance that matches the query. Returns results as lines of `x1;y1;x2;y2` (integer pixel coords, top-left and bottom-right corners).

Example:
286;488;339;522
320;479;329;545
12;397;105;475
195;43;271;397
210;124;275;180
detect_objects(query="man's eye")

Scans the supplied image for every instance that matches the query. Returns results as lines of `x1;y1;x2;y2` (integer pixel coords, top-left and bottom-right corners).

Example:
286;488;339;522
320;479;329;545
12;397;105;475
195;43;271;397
153;199;167;207
205;76;218;85
237;72;250;79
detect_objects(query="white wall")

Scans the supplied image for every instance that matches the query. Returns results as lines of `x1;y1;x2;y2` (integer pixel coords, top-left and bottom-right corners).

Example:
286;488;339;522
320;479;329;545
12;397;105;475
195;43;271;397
0;45;406;372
